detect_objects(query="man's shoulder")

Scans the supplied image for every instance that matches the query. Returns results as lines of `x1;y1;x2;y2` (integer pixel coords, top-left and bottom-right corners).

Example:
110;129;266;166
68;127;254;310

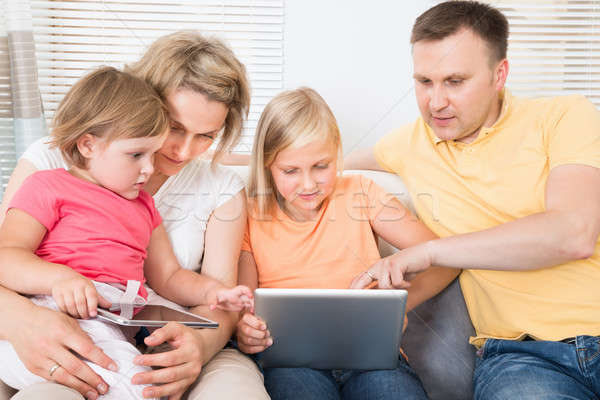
512;93;594;119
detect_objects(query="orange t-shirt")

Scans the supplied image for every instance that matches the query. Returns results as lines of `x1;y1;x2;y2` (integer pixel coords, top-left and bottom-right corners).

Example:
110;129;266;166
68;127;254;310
242;175;396;289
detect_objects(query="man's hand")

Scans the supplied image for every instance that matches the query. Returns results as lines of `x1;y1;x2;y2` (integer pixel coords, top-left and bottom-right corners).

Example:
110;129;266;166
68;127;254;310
350;243;433;289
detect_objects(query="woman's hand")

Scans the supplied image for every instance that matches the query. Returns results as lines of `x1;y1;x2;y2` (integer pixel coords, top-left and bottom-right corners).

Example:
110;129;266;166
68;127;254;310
132;322;205;400
236;311;272;354
52;272;111;319
9;303;116;400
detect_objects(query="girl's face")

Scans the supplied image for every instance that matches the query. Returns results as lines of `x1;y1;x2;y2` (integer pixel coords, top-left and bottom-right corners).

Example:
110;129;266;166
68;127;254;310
77;133;167;200
269;140;338;221
154;88;229;177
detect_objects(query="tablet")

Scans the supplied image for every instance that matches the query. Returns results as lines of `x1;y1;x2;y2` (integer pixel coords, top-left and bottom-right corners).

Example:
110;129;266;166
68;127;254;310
254;288;407;370
96;305;218;328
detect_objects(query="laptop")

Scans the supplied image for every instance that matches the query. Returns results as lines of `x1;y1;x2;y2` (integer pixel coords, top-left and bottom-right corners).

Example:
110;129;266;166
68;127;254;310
253;288;407;370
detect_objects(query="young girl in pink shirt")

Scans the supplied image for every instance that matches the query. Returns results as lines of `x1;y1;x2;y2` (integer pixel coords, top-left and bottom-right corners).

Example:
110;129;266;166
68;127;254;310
0;67;251;400
236;87;436;399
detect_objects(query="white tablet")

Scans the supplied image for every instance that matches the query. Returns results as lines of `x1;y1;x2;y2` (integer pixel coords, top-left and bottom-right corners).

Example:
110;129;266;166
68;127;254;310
254;288;407;370
96;305;218;328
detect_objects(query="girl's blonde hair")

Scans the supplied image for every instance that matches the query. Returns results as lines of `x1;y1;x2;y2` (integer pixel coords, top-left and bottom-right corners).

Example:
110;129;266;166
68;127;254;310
248;87;342;218
51;66;169;168
126;31;250;163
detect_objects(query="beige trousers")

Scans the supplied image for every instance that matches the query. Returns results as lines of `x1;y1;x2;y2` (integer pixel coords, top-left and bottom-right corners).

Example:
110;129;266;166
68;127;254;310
2;348;269;400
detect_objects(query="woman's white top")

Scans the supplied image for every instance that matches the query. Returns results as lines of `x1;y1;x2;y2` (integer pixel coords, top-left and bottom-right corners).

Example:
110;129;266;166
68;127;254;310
22;137;245;271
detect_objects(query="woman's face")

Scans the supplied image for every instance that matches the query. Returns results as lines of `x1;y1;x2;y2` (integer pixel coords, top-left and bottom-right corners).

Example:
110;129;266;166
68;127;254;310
154;88;229;177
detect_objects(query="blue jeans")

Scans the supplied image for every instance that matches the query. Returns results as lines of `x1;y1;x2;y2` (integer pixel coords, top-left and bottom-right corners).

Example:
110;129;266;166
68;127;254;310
263;356;428;400
474;336;600;400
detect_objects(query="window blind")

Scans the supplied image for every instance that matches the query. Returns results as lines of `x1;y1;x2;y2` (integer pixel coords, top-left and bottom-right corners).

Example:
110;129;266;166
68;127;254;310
490;1;599;107
31;0;284;153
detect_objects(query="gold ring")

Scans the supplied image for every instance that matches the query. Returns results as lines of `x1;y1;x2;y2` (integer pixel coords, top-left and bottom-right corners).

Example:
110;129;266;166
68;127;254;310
49;364;60;377
366;270;377;281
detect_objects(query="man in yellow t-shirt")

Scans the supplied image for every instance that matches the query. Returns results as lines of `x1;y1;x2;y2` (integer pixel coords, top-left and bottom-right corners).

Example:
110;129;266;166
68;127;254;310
347;1;600;399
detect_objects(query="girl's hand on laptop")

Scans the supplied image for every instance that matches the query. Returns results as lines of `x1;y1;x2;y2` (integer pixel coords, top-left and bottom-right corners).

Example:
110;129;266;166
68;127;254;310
209;284;254;311
52;272;111;319
236;311;273;354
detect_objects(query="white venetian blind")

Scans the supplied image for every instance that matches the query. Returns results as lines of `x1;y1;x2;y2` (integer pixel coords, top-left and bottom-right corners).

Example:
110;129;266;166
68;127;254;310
490;0;600;107
31;0;284;153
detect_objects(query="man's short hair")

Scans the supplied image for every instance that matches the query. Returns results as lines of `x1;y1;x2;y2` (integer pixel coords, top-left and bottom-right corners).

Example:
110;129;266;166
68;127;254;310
411;1;509;63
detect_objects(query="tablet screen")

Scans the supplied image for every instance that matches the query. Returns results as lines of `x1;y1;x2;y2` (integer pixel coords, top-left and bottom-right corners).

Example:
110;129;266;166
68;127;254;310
97;305;218;328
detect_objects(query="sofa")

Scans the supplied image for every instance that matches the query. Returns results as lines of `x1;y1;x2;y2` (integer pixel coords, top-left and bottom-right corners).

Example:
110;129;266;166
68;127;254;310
0;168;476;400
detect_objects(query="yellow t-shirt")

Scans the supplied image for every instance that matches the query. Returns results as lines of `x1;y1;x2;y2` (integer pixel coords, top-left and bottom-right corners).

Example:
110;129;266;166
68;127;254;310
374;90;600;347
242;175;396;289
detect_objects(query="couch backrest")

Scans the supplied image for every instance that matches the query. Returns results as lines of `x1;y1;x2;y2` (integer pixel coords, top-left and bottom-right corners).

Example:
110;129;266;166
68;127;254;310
225;166;414;257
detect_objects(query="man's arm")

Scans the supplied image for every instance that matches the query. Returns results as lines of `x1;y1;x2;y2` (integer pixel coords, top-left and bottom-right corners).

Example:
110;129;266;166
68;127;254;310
426;164;600;270
344;147;386;171
359;164;600;288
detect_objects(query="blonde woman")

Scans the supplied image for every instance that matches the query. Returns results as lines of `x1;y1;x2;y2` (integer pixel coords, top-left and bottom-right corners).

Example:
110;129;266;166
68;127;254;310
0;32;269;400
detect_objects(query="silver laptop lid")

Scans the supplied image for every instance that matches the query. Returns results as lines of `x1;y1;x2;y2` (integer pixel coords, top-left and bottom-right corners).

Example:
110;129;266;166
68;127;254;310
254;288;407;370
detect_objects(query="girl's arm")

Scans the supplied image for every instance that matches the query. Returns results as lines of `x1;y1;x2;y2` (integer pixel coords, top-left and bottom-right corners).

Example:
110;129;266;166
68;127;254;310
363;196;460;310
144;191;249;308
0;208;109;318
236;250;272;354
0;208;76;294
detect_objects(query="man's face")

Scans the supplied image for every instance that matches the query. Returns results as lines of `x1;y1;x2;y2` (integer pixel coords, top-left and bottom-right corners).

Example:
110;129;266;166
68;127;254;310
412;28;508;143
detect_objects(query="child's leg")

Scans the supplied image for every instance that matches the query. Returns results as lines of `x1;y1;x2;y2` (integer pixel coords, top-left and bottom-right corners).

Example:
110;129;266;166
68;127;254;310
76;318;157;400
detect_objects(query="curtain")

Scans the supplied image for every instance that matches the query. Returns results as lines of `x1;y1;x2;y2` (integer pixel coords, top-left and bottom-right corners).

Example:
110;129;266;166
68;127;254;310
0;0;47;197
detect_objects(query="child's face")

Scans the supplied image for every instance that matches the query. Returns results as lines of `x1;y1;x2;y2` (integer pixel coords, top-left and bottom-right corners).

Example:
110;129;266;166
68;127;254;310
82;134;167;199
269;140;337;221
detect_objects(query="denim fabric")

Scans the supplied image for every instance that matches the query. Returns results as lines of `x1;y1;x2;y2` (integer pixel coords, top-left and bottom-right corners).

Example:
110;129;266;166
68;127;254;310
474;336;600;400
263;356;428;400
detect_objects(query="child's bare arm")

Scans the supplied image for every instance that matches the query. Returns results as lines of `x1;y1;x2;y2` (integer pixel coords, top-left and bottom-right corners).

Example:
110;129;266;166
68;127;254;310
145;224;251;310
0;208;110;318
0;208;70;294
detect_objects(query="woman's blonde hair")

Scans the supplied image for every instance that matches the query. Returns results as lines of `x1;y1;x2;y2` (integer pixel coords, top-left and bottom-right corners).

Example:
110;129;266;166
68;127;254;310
126;31;250;163
248;87;342;218
51;66;169;169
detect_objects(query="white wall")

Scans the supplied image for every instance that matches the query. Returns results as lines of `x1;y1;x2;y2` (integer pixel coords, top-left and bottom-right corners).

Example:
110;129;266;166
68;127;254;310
284;1;433;154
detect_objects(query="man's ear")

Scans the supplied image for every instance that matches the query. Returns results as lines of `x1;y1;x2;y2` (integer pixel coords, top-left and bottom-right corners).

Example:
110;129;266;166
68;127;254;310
76;133;98;158
494;58;509;91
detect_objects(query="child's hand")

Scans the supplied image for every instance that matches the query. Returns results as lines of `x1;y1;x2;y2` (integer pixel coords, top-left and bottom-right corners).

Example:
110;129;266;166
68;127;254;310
52;274;111;319
209;285;254;312
236;311;272;354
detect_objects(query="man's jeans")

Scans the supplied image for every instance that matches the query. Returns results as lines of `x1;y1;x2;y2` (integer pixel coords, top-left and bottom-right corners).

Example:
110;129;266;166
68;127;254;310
263;356;428;400
474;336;600;400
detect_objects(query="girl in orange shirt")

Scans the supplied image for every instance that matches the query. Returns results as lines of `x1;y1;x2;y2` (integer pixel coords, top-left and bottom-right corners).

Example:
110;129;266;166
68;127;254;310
236;87;438;399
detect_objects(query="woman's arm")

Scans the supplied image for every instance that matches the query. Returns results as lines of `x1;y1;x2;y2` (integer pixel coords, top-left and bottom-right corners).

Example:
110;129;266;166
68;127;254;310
132;190;248;399
0;159;38;226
